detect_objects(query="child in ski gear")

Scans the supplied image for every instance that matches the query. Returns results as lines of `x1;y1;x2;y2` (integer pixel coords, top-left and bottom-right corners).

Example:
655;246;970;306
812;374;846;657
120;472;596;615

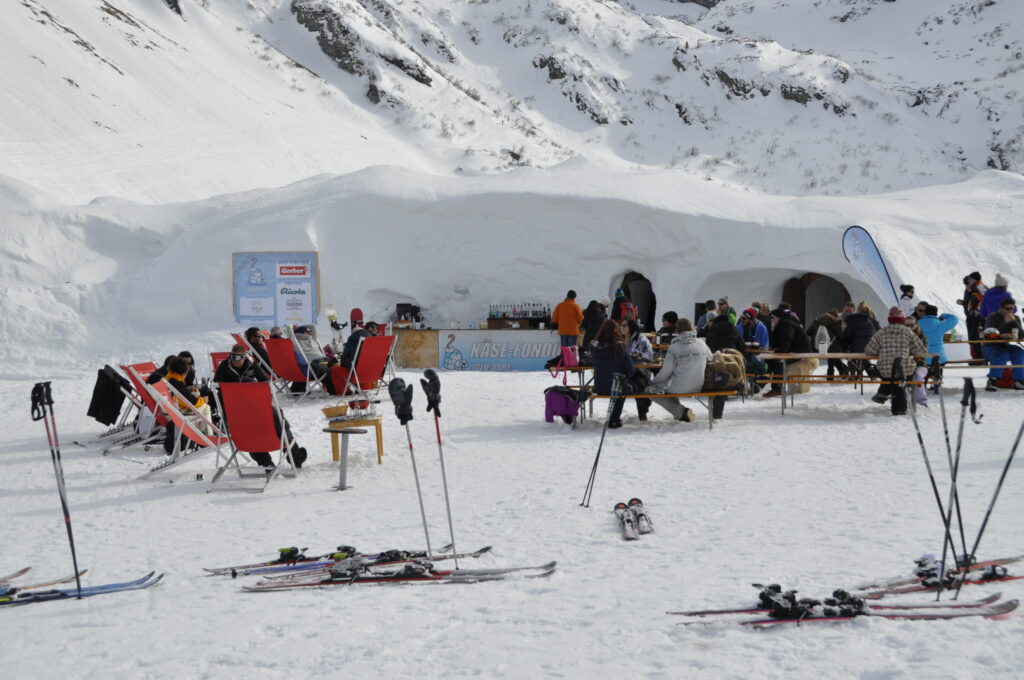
589;320;636;428
981;297;1024;390
550;290;584;347
645;318;709;422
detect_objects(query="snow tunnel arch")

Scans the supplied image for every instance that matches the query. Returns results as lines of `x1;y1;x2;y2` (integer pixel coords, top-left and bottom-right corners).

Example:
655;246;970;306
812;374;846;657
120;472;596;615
693;270;855;324
613;271;657;331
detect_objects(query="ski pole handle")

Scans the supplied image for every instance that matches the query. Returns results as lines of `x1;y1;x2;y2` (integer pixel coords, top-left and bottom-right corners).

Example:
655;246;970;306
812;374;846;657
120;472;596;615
31;382;53;421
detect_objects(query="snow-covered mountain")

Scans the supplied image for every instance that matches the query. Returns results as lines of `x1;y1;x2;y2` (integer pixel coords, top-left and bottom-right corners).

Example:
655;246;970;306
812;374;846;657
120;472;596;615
2;0;1021;203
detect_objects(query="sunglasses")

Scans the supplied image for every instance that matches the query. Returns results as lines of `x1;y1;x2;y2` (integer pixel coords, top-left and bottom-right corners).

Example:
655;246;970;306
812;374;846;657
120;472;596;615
230;353;247;361
1002;306;1016;311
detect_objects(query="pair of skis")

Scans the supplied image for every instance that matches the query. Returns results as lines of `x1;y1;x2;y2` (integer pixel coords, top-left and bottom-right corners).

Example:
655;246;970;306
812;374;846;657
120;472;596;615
858;565;1023;598
0;572;163;607
0;568;89;596
854;552;1024;590
243;560;557;591
614;498;653;540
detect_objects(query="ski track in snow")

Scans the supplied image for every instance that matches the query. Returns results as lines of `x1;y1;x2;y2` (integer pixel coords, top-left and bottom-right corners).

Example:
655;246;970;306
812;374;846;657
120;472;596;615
1;369;1022;678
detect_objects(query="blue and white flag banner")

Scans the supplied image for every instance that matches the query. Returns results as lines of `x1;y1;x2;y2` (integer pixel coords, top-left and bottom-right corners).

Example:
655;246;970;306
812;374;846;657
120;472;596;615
842;226;898;309
232;252;319;327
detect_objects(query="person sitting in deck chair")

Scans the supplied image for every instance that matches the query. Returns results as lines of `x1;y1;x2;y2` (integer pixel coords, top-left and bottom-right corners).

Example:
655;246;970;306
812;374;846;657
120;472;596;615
213;348;306;468
289;324;339;394
147;355;176;385
245;326;272;369
161;356;213;453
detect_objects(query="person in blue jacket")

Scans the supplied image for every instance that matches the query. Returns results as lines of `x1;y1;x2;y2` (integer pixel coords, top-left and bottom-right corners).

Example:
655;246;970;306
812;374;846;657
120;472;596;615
979;273;1012;318
737;307;769;349
916;304;958;365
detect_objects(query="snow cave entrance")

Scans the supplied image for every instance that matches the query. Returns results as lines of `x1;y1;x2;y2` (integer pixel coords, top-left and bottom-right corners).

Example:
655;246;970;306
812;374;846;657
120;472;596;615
617;271;656;331
783;273;852;323
693;270;850;324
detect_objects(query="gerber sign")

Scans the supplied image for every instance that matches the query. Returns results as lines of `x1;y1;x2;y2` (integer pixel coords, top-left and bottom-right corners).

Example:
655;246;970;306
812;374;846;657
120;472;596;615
232;251;319;326
439;330;559;371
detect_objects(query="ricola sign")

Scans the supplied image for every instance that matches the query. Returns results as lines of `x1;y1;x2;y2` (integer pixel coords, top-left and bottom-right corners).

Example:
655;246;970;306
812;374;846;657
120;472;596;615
279;264;309;277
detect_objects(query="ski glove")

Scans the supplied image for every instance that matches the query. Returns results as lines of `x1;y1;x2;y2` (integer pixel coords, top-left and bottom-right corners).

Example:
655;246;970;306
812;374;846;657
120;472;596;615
388;378;415;425
420;368;441;418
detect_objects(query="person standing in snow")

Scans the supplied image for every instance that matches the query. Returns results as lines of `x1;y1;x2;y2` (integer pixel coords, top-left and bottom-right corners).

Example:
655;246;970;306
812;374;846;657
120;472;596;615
981;297;1024;391
979;273;1013;318
579;299;607;360
898;284;918;318
610;289;637;324
865;307;928;415
762;307;813;398
807;309;849;380
589;320;637;429
550;290;584;348
644;318;709;423
957;272;988;360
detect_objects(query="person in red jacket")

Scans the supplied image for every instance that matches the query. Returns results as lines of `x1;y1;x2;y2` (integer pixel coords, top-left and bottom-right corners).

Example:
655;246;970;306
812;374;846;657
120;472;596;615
550;290;584;347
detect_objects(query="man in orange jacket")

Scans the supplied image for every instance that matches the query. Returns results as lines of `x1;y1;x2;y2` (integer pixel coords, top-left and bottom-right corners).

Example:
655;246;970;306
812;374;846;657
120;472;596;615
551;290;584;347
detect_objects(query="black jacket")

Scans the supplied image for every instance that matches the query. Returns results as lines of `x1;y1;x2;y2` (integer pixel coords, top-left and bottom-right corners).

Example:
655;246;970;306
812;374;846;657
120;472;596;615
214;358;268;383
772;316;812;353
843;312;879;353
87;365;131;426
581;307;607;348
705;315;745;354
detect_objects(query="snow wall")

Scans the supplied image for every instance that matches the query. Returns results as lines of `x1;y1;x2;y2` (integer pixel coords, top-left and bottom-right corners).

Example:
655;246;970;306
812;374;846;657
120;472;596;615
2;165;1023;376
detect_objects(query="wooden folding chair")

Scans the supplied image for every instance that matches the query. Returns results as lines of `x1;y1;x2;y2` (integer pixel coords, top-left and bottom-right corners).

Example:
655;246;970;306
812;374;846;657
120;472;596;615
138;381;230;479
264;336;328;403
208;382;298;493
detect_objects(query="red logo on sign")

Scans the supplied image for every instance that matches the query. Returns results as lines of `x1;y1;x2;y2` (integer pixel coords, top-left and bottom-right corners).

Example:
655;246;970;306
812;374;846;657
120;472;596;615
279;265;308;276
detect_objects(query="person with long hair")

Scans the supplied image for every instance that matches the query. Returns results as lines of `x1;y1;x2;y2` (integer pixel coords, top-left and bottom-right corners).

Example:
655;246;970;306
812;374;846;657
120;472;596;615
589;319;636;429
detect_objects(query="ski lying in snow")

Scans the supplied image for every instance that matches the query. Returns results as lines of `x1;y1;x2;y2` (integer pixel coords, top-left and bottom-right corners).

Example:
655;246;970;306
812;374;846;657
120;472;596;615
204;543;459;576
861;572;1024;599
740;599;1019;627
0;572;163;607
856;553;1024;590
247;545;493;580
0;570;89;596
628;498;653;534
245;562;556;591
668;592;1004;617
0;567;32;583
614;502;639;540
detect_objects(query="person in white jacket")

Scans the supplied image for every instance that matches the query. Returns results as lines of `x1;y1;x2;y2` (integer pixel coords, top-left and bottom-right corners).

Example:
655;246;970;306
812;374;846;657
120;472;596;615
646;319;711;422
898;284;917;318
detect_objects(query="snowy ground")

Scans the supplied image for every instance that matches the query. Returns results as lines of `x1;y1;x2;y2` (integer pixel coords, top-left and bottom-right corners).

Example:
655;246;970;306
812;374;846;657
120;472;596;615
2;367;1022;678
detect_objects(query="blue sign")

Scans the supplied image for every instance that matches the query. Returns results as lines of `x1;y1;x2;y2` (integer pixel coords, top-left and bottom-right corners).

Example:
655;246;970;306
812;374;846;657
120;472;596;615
439;330;560;371
842;226;898;309
232;252;319;326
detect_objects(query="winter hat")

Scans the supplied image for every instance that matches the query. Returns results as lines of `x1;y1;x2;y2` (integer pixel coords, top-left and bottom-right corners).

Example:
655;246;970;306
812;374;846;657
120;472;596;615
741;307;758;320
899;284;914;295
994;273;1009;288
599;296;611;307
887;306;905;324
770;307;788;320
662;310;678;325
567;290;577;299
717;296;729;305
615;288;626;297
705;310;718;322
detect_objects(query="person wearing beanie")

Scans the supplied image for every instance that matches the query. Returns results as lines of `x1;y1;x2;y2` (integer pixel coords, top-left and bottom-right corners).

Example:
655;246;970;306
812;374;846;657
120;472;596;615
980;273;1012;318
864;306;927;414
716;297;737;326
957;272;988;359
658;311;679;345
610;288;637;323
550;290;584;348
762;306;812;398
898;284;917;318
738;307;770;393
981;296;1024;391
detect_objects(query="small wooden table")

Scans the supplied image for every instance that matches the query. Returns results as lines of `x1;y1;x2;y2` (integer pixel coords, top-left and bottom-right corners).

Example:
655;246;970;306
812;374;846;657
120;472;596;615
325;415;384;464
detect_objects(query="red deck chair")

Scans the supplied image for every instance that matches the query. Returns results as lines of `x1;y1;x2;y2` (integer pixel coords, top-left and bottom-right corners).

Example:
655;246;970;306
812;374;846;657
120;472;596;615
264;336;328;402
209;382;297;492
332;335;397;398
210;352;232;376
102;363;167;453
139;381;230;479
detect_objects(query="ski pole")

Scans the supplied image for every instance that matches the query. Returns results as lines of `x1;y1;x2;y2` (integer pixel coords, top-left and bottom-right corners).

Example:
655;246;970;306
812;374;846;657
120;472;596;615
935;378;977;600
421;369;458;568
900;361;958;569
30;382;84;599
388;379;432;556
581;373;624;508
953;408;1023;599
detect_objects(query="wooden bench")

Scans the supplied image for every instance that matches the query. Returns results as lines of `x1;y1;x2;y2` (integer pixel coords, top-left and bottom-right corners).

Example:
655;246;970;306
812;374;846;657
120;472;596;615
588;390;736;430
